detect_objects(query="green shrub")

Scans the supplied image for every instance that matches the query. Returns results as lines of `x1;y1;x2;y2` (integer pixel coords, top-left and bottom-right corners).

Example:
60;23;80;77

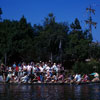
73;59;100;74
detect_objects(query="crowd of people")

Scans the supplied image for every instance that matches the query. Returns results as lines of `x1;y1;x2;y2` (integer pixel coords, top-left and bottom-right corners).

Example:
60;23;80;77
0;61;99;84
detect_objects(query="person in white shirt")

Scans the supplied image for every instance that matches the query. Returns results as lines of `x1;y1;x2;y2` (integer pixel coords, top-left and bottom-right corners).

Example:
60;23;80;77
23;64;27;71
74;74;81;84
39;65;44;72
45;65;50;72
27;63;32;75
51;63;58;72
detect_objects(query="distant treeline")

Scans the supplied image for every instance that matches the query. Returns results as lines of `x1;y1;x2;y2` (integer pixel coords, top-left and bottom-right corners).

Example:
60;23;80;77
0;11;100;72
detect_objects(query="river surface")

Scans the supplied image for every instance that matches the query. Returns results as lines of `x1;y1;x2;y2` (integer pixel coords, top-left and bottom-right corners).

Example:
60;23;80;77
0;83;100;100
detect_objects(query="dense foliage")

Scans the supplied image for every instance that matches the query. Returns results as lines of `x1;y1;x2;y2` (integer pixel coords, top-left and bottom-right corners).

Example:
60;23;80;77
0;8;100;73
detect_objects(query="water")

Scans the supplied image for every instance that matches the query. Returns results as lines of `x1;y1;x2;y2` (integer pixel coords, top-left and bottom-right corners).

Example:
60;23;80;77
0;83;100;100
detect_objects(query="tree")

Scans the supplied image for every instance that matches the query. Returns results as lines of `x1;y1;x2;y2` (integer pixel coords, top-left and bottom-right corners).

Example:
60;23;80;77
33;13;69;62
10;16;34;63
0;16;34;64
70;18;81;31
65;18;90;63
0;8;3;21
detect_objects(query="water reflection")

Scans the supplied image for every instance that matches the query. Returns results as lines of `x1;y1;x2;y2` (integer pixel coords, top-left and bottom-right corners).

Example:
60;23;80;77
0;84;100;100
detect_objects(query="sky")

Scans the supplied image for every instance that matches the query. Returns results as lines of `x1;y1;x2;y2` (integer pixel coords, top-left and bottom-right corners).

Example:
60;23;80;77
0;0;100;42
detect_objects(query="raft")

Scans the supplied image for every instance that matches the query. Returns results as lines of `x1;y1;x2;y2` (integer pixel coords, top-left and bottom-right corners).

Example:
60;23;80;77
0;81;100;85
